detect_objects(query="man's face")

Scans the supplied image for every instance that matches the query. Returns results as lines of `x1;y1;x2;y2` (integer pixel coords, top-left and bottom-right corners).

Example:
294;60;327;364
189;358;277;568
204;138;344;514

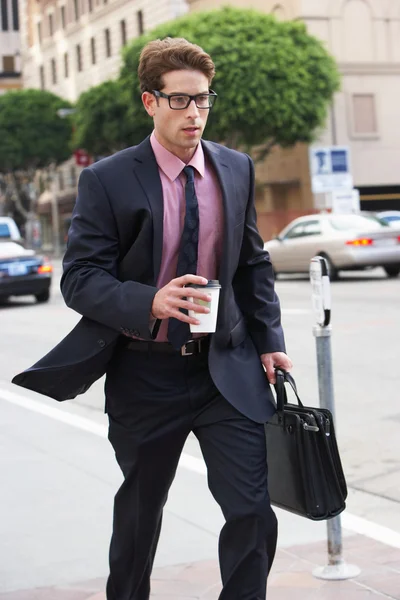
142;69;211;161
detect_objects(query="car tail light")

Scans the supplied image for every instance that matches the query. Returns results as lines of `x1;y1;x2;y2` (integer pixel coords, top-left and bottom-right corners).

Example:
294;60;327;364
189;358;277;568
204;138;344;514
38;264;53;274
345;238;373;246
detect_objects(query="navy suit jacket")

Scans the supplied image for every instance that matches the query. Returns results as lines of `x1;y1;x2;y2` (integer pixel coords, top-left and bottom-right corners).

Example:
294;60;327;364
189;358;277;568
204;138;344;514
12;137;286;423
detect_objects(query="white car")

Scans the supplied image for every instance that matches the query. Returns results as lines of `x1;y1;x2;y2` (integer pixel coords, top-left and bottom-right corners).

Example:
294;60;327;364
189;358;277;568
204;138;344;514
264;213;400;279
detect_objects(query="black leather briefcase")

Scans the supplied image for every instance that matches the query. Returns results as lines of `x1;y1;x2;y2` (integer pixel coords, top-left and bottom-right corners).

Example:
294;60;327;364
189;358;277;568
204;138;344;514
265;370;347;521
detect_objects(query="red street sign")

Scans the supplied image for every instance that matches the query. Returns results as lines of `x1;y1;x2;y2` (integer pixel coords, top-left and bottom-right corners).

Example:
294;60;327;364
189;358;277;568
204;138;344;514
74;149;92;166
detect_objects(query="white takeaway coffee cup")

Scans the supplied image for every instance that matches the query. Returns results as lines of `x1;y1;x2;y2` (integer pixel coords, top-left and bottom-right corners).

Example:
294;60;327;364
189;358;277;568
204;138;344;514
187;280;221;334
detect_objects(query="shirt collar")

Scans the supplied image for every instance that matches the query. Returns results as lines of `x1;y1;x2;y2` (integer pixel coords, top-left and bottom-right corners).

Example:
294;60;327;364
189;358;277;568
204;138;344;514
150;131;205;181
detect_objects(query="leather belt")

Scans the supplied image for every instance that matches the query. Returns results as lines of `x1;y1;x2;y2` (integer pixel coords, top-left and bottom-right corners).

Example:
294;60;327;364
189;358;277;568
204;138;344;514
125;336;210;357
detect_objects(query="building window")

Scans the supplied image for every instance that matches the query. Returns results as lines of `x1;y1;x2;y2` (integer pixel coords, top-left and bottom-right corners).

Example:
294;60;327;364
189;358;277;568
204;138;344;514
352;94;378;135
105;28;111;57
61;5;66;28
120;19;127;46
69;166;77;187
51;58;57;84
39;65;45;89
271;4;286;21
74;0;79;21
88;0;93;12
137;10;143;35
90;37;96;64
2;56;15;72
49;13;54;36
37;21;42;43
64;52;69;77
12;0;18;30
1;0;8;31
76;44;82;71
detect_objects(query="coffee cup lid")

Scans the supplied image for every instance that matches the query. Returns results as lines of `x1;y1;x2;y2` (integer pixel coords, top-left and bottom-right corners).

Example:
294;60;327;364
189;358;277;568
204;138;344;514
206;280;221;288
186;280;221;289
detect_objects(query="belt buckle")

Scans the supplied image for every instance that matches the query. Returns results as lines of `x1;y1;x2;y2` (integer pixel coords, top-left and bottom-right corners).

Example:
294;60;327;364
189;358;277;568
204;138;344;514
180;339;199;356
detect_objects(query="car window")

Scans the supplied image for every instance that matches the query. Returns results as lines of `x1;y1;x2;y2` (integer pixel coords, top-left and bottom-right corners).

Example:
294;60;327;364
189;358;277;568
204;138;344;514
0;223;11;238
302;220;322;236
284;223;306;239
328;214;389;231
284;220;321;239
384;216;400;223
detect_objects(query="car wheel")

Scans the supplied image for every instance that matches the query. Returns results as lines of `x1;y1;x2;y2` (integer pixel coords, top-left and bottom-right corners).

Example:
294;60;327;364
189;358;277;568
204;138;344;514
383;265;400;278
318;253;339;281
35;290;50;303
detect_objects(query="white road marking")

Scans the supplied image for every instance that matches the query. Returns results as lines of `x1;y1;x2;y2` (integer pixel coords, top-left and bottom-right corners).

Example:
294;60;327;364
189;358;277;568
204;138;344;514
2;386;400;550
1;388;108;437
341;513;400;550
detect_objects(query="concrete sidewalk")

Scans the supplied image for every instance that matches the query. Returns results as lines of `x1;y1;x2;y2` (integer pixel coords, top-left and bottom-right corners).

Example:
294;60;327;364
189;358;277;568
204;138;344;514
1;534;399;600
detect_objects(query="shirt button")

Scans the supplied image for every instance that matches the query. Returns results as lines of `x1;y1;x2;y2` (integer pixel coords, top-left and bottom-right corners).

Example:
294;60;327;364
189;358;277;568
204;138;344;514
97;339;106;348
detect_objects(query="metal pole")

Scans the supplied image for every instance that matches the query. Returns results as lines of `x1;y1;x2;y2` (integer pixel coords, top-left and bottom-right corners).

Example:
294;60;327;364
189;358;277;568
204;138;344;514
312;325;360;580
314;326;343;567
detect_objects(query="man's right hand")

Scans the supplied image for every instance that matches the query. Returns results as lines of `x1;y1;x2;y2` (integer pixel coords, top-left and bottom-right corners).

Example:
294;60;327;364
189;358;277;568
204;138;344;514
151;275;211;325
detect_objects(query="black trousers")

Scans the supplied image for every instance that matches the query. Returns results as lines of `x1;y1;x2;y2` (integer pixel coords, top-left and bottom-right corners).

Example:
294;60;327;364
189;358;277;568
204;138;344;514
104;344;277;600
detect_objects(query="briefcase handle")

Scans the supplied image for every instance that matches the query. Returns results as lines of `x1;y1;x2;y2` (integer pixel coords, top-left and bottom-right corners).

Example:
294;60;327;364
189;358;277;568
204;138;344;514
274;369;304;419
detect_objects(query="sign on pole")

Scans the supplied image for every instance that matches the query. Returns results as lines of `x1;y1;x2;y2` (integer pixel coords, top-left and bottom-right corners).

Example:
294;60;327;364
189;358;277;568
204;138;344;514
330;188;360;214
310;146;353;194
74;149;92;167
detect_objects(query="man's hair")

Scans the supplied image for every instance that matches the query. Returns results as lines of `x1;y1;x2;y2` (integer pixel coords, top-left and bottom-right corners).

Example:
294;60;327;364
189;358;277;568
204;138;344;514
138;37;216;93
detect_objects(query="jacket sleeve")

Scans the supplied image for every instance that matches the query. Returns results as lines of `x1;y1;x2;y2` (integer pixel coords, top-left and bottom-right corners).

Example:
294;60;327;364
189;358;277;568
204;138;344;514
232;154;286;355
61;166;159;340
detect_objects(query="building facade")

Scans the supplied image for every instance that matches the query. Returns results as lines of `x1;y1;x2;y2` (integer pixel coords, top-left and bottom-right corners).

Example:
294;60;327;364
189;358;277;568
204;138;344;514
0;0;22;94
19;0;187;250
20;0;187;101
188;0;400;240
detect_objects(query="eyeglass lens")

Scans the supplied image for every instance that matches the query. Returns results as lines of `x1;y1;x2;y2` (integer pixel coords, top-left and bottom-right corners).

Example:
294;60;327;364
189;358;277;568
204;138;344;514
169;94;215;109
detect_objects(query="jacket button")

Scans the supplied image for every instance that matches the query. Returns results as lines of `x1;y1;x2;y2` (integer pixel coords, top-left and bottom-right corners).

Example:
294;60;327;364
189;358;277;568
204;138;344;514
133;329;140;337
97;339;106;348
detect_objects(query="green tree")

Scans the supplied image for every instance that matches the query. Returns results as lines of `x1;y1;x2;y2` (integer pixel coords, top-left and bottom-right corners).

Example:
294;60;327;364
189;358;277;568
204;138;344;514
120;7;340;160
73;80;133;157
0;88;72;223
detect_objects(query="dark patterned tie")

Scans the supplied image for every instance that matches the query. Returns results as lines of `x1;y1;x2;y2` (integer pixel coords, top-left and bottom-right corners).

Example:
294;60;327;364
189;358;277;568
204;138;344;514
167;166;199;350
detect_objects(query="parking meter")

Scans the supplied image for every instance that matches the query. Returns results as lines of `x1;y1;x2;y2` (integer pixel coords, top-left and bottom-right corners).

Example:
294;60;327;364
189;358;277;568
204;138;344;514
310;256;331;328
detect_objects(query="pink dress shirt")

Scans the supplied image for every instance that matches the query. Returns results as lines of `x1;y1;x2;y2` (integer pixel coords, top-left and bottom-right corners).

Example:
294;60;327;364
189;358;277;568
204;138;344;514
150;131;224;342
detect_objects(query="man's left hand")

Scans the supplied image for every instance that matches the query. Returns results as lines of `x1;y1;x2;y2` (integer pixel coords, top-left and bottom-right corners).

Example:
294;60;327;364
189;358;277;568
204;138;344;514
260;352;293;385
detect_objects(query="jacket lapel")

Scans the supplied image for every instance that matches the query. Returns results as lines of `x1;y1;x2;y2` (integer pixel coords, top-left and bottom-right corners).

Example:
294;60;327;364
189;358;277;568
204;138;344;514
202;141;237;286
132;137;164;282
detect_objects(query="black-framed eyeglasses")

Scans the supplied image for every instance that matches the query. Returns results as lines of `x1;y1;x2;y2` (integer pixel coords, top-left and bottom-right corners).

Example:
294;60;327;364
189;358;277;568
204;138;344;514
152;89;217;110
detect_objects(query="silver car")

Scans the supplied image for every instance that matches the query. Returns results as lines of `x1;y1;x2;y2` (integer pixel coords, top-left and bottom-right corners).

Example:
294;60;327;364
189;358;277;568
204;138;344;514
264;213;400;279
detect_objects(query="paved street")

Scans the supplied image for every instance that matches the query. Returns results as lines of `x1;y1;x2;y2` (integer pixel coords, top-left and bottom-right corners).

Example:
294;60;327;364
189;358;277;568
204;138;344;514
0;263;400;597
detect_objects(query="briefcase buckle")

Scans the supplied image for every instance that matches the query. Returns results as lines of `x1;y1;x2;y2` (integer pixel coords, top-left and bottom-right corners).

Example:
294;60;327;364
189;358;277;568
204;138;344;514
303;422;319;432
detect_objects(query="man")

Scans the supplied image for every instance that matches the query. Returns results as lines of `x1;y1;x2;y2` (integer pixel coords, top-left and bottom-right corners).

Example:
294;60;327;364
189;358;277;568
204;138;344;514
13;37;292;599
